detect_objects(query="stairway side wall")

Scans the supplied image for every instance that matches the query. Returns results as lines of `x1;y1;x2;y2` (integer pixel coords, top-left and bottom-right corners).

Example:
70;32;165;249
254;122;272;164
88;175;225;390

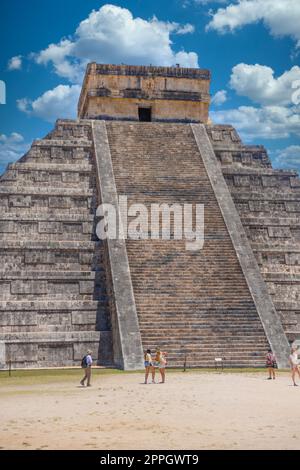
105;121;271;368
193;124;290;367
0;120;113;368
91;120;144;370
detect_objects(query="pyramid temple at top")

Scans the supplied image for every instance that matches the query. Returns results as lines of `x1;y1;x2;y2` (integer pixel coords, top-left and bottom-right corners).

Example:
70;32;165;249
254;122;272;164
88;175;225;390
0;62;299;370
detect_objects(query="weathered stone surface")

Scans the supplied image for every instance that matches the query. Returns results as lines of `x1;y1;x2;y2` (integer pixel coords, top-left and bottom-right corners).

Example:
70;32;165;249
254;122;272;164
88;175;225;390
92;120;144;370
0;63;298;370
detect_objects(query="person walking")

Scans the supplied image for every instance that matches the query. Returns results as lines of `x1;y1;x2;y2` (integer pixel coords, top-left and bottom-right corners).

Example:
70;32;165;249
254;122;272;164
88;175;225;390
289;345;300;387
155;349;167;384
80;349;93;387
144;349;155;384
266;349;276;380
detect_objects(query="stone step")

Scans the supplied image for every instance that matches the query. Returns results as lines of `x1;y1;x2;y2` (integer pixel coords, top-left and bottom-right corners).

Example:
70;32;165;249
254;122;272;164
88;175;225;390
33;138;92;148
139;322;267;330
262;272;300;282
1;329;113;368
230;189;300;200
0;330;102;342
241;217;300;228
0;168;94;188
222;167;298;177
0;251;103;272
0;212;94;222
0;240;95;250
0;299;100;311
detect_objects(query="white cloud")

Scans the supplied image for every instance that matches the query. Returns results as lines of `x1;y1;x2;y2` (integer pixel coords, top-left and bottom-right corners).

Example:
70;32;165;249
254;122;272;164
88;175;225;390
34;4;198;83
17;84;81;123
272;145;300;173
175;23;195;35
195;0;228;4
211;105;300;141
230;63;300;106
0;133;30;170
7;55;22;71
206;0;300;48
18;5;198;123
211;89;227;106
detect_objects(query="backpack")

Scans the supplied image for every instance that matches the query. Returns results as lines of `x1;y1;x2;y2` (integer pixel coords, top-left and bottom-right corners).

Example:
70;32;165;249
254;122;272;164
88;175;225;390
81;355;88;368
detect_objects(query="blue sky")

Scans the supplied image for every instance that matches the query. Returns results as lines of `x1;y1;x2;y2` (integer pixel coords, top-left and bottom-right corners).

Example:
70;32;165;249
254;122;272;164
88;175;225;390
0;0;300;173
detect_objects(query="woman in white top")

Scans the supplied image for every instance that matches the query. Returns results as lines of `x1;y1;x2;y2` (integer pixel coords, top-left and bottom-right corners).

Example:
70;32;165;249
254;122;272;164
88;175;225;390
289;346;300;386
155;349;167;384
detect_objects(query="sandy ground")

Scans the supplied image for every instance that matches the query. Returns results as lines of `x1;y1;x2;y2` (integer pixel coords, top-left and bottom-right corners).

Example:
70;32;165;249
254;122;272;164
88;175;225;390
0;370;300;450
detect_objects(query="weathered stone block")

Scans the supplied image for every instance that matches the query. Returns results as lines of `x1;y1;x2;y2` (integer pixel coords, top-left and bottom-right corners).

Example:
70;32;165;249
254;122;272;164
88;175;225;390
230;130;240;142
72;311;97;325
220;152;233;164
63;223;81;233
0;283;11;295
51;147;63;159
249;201;269;212
262;176;278;187
285;253;300;266
62;172;80;183
211;131;222;141
285;202;300;212
38;313;70;326
6;343;38;362
73;148;86;159
38;222;63;234
0;312;37;326
0;221;16;233
49;196;70;208
268;226;291;238
38;344;73;363
79;281;95;294
47;282;78;295
79;252;93;265
40;148;51;159
0;341;5;368
241;153;252;165
9;195;31;207
73;340;105;361
25;251;55;264
82;222;92;234
290;177;300;188
234;176;250;187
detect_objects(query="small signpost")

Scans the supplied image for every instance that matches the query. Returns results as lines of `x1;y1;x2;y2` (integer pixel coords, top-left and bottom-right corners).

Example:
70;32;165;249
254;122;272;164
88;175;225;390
215;357;224;371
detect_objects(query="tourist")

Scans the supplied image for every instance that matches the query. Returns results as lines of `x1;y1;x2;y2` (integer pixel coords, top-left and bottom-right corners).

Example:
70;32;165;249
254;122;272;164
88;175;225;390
80;349;93;387
289;345;300;386
144;349;155;384
266;349;276;380
155;349;167;384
